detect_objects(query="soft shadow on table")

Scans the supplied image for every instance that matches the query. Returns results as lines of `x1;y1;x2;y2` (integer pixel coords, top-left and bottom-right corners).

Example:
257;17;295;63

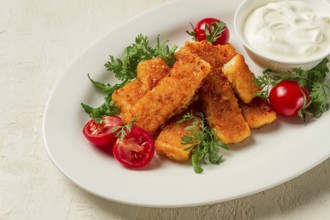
66;158;330;220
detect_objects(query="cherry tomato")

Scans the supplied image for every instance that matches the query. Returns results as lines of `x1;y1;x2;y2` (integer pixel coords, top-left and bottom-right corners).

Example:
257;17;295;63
269;80;310;117
113;125;155;169
83;116;122;148
192;17;230;45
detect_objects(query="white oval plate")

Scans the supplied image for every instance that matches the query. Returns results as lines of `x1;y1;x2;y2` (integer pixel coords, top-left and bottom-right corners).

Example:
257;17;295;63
43;0;330;207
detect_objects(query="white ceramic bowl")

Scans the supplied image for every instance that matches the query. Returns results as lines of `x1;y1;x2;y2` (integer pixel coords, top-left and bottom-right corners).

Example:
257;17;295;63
234;0;330;71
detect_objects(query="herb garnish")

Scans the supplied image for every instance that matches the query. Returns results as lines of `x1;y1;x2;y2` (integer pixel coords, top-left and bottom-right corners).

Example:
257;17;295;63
204;21;226;44
187;20;227;44
254;58;330;118
81;34;177;122
177;112;228;173
112;119;136;141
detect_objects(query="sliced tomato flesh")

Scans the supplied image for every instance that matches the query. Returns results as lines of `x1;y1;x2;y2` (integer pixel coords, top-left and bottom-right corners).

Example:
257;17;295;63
113;125;155;169
83;116;122;148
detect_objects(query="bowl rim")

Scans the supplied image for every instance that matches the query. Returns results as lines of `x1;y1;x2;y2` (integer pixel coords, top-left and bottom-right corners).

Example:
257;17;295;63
233;0;330;65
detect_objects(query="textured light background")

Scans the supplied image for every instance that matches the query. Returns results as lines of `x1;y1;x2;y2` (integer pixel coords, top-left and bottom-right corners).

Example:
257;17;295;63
1;0;330;219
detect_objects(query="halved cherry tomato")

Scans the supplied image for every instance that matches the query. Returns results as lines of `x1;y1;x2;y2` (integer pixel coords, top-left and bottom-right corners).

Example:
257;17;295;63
113;125;155;169
190;17;230;45
83;116;122;148
269;80;310;117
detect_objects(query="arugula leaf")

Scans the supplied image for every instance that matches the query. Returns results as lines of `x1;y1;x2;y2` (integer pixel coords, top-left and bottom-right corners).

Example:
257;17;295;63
87;74;127;94
255;57;330;118
177;112;227;173
81;74;126;122
81;100;119;123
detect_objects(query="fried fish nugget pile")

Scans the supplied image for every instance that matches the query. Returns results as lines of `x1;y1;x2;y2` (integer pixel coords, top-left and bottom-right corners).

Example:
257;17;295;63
113;40;277;163
177;41;251;145
222;54;277;129
155;41;276;161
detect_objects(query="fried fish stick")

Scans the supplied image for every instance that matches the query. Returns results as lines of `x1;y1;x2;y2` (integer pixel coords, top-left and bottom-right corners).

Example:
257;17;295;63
123;53;211;135
200;71;251;145
240;98;277;129
112;58;170;116
155;102;202;162
155;111;199;162
222;54;260;103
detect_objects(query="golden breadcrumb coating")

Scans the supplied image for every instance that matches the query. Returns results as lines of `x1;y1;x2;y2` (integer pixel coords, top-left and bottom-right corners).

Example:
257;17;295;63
112;80;143;114
155;103;202;162
136;57;171;91
240;98;277;129
222;54;260;103
112;57;170;117
178;41;250;145
123;53;211;135
200;71;251;145
176;41;237;71
114;40;276;164
155;114;194;162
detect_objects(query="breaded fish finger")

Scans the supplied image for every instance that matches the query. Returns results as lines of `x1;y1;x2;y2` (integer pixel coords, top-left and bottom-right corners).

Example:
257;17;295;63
112;58;170;116
222;54;260;103
155;111;199;162
200;71;251;145
240;97;277;129
124;53;211;135
155;102;202;162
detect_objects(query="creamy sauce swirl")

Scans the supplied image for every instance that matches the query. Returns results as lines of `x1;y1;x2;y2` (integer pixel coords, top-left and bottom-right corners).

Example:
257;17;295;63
244;1;330;62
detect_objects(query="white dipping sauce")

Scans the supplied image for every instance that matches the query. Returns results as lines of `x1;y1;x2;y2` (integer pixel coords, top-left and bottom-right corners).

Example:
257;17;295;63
243;1;330;62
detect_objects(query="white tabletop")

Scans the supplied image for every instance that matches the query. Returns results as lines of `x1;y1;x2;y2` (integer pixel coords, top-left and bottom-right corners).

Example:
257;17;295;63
1;0;330;219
